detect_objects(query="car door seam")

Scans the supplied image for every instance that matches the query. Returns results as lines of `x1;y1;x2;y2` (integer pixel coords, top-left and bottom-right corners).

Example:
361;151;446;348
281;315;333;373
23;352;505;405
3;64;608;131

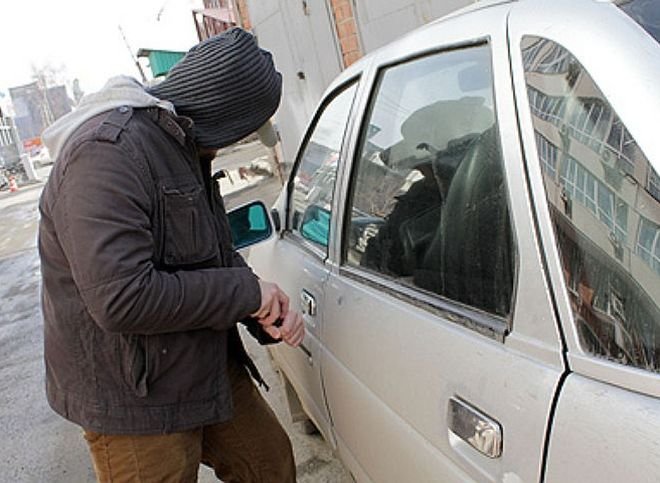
505;10;571;483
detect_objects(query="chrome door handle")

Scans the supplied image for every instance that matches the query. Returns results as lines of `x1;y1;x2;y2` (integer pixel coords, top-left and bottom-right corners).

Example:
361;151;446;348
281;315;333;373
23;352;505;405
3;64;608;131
448;397;502;458
301;290;317;316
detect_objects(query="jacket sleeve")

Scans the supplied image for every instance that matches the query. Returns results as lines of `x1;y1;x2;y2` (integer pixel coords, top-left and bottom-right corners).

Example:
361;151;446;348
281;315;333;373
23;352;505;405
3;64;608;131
229;236;282;345
231;250;249;269
54;140;261;335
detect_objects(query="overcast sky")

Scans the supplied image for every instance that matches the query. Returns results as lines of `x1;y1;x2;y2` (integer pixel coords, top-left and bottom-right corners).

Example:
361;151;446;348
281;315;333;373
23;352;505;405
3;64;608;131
0;0;202;99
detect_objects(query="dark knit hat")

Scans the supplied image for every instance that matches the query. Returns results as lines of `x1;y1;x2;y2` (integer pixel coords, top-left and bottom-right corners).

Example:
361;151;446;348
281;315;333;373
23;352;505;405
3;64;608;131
148;28;282;148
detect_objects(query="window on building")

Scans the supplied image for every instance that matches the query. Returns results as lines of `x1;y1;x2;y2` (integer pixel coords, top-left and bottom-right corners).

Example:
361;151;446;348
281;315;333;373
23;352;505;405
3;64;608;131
536;132;558;179
527;87;566;126
344;44;514;319
637;217;660;276
649;169;660;202
565;97;611;152
522;35;660;372
559;156;628;242
289;82;358;251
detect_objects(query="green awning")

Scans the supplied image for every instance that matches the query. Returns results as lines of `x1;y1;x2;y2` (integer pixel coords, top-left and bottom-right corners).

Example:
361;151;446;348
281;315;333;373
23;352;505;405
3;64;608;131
137;49;186;78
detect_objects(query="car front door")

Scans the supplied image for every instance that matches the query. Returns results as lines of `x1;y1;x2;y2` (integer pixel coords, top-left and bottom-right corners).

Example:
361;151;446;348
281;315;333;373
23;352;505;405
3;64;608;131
319;7;566;482
249;80;360;443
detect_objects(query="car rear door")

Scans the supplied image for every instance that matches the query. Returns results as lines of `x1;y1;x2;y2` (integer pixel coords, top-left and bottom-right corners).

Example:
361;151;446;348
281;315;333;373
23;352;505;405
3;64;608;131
318;5;566;482
509;1;660;481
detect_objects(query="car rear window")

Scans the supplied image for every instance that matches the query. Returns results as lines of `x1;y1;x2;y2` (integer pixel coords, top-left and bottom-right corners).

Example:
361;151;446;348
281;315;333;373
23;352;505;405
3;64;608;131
521;36;660;373
618;0;660;44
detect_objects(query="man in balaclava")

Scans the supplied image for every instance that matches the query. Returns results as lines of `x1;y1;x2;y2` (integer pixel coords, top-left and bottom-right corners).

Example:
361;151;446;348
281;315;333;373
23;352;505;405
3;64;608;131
39;28;303;482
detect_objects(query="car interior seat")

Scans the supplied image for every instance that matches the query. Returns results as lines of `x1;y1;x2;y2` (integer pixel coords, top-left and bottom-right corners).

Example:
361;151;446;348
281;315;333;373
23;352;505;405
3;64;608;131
414;125;514;317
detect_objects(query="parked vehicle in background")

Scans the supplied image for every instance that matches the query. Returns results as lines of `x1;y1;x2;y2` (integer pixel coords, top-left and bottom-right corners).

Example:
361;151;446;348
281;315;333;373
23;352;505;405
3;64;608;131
229;0;660;481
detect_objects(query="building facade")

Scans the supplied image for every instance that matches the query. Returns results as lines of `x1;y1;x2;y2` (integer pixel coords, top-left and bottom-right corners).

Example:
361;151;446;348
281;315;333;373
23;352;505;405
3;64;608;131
9;82;72;144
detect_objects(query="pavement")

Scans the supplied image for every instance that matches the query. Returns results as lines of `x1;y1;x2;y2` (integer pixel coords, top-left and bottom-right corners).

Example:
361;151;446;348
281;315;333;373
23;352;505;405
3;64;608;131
0;140;351;482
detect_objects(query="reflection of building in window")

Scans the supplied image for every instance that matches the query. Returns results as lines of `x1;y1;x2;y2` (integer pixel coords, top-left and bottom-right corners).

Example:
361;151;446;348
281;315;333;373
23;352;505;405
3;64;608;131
560;155;628;242
522;35;660;372
525;40;646;178
523;38;572;74
637;217;660;276
565;97;610;152
527;87;565;126
535;132;558;178
647;165;660;202
605;118;638;176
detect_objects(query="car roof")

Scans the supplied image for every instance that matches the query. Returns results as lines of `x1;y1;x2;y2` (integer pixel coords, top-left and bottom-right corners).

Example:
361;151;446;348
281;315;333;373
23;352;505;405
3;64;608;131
329;0;626;90
328;0;518;88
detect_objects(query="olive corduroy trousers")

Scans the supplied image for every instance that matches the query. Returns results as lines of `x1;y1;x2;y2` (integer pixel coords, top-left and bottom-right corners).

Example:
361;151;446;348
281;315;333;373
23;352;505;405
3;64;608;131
83;359;296;483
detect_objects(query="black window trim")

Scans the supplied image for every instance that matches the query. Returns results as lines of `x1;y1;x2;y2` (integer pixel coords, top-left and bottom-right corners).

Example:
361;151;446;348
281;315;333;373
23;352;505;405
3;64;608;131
284;76;361;261
339;265;509;342
338;37;514;342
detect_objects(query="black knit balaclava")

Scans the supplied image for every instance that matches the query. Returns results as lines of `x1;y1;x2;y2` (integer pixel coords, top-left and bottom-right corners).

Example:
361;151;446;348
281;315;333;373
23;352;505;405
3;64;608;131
149;28;282;149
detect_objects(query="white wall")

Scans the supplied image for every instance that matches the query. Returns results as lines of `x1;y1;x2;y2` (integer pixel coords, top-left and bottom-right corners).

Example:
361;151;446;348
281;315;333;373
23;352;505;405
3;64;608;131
247;0;473;166
354;0;473;52
247;0;343;164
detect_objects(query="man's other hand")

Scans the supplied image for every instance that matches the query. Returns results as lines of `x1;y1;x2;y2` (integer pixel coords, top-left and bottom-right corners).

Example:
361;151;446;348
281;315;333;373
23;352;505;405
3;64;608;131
274;310;304;347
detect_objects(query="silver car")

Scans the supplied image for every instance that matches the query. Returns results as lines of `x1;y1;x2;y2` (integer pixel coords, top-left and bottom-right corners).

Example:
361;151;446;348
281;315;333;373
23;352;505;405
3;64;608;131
229;0;660;481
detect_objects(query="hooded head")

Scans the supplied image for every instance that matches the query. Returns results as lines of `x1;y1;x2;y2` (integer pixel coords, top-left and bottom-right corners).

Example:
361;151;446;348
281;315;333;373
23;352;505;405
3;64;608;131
148;28;282;149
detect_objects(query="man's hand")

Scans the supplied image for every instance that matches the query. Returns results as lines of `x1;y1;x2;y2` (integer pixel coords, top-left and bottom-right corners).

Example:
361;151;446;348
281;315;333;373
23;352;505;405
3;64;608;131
252;280;304;347
252;280;289;329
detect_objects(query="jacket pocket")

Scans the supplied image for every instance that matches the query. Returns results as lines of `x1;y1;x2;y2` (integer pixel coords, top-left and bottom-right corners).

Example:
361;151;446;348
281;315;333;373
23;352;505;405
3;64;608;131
160;184;219;266
119;334;148;398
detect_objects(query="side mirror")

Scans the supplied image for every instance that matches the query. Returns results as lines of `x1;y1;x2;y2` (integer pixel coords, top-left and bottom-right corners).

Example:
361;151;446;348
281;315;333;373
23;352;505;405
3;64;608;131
227;201;274;250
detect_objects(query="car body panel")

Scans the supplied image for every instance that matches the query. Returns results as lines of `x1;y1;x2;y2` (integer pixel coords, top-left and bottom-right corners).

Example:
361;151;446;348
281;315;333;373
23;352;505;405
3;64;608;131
244;0;660;481
545;373;660;482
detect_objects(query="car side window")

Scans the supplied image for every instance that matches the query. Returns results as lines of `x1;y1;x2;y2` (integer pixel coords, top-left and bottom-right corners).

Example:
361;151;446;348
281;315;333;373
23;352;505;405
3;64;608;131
344;45;515;319
289;82;358;250
521;36;660;372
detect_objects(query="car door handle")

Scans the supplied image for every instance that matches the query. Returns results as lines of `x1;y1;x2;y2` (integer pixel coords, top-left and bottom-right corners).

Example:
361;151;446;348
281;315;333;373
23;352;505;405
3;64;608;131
301;290;317;317
448;397;502;458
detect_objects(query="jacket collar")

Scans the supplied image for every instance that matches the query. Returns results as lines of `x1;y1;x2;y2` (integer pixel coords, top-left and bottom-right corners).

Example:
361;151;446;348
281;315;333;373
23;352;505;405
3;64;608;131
149;107;194;147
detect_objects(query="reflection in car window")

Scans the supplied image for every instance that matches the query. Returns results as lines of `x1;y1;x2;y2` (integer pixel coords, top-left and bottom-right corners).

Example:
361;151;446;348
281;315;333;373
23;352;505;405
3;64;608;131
344;45;515;318
289;82;358;249
618;0;660;44
522;36;660;372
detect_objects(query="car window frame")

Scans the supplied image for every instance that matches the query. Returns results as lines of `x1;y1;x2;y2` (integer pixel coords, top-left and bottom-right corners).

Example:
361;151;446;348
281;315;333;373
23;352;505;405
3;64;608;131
284;77;361;261
521;34;660;372
508;1;660;397
336;38;515;342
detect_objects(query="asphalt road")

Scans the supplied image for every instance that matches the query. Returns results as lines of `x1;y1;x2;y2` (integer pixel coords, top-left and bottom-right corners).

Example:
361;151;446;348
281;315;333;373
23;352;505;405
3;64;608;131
0;143;352;482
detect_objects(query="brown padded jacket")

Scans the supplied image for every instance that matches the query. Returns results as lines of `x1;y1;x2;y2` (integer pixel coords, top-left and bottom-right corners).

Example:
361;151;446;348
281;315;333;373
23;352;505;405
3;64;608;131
39;106;264;434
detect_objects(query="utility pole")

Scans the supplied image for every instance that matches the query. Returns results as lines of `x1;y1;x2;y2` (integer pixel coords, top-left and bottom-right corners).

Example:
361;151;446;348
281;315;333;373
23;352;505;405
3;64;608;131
118;25;148;83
